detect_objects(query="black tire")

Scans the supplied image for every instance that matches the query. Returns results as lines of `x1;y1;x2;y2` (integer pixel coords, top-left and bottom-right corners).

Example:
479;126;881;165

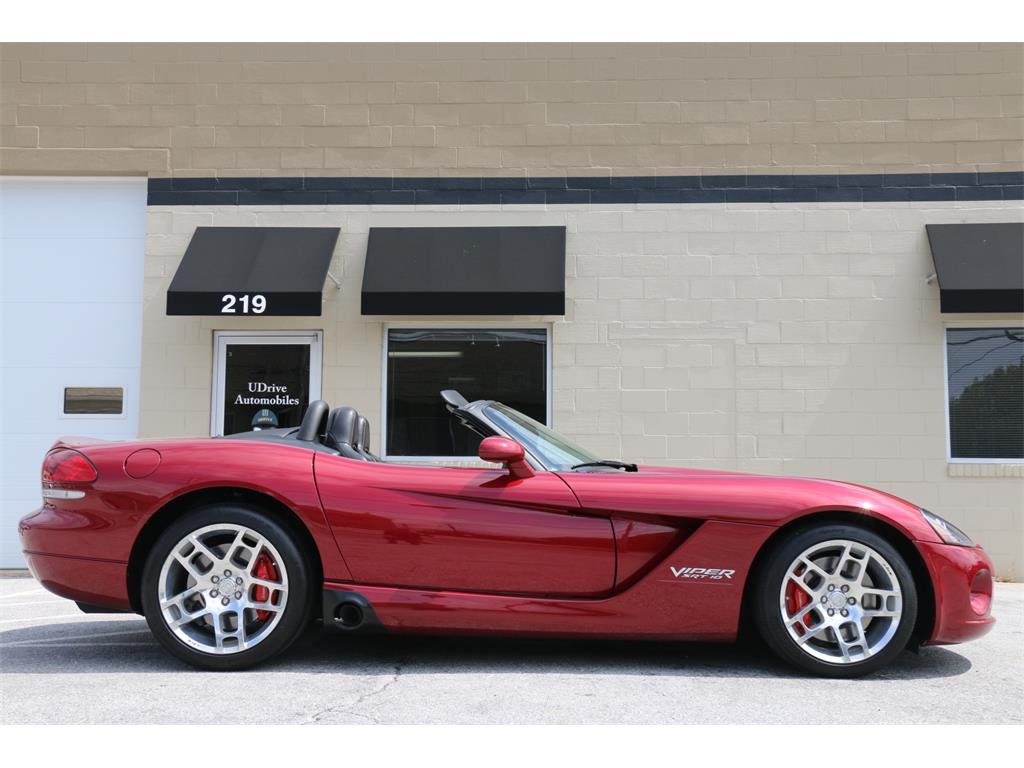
140;503;314;671
752;524;918;678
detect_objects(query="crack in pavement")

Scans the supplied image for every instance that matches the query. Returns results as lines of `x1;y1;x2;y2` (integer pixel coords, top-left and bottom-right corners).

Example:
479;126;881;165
304;662;404;725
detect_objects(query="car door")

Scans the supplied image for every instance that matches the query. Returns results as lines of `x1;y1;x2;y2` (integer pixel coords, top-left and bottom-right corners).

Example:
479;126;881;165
313;455;615;596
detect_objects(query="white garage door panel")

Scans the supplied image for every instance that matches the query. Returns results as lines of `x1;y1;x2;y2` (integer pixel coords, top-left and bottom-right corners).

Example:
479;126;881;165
2;303;143;368
2;439;47;482
0;178;146;239
2;366;139;434
3;238;145;303
0;176;146;568
3;436;51;522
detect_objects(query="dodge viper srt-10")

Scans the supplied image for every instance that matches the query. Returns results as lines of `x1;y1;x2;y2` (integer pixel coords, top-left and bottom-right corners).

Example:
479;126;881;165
19;390;995;676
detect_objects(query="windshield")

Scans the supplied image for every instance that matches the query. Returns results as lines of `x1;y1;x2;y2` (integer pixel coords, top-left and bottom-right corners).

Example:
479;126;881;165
483;403;600;470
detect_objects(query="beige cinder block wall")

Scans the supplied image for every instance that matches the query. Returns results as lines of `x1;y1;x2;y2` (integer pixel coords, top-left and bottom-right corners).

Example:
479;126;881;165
3;43;1023;576
2;43;1022;177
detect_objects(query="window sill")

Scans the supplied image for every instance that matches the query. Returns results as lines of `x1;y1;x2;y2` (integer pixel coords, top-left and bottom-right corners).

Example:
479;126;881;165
947;463;1024;478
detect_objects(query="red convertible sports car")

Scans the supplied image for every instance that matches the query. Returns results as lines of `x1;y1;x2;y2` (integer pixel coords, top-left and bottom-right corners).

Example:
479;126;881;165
19;391;994;676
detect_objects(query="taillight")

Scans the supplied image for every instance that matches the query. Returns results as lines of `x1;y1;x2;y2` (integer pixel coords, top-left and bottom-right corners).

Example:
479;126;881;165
42;449;98;485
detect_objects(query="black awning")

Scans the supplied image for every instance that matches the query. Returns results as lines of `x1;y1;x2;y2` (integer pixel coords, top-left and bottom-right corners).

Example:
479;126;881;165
167;227;339;316
926;223;1024;313
361;226;566;315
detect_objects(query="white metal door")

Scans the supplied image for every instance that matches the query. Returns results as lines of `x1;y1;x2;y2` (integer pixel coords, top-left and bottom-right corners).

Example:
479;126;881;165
0;177;146;567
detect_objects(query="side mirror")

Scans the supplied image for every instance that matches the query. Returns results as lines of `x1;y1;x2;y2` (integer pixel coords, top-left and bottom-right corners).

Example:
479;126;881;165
478;436;535;479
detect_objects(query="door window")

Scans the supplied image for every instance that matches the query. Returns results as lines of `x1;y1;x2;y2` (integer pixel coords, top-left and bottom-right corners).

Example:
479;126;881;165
212;332;322;436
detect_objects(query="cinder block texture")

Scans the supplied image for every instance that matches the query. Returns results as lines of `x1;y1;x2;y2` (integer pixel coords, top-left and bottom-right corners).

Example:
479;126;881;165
2;43;1022;177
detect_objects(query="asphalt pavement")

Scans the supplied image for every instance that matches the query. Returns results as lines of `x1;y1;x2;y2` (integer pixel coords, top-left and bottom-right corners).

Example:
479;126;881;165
1;576;1021;725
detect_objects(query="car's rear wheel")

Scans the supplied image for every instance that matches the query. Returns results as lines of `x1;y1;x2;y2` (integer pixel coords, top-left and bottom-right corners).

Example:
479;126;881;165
140;504;312;670
753;524;918;678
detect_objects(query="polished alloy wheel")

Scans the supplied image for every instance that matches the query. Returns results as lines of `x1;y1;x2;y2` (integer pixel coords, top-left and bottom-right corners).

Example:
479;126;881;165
779;538;903;664
157;523;289;654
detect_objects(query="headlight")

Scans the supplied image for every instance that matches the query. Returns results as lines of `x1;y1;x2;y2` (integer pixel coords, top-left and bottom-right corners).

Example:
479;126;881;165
921;508;975;547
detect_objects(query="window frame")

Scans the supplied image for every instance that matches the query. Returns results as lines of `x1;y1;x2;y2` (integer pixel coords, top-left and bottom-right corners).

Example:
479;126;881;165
210;330;323;437
57;383;129;421
943;323;1024;464
380;322;552;463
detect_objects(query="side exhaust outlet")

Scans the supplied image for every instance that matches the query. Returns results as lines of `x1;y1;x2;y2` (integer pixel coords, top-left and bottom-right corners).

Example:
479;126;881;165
334;602;364;628
321;589;384;634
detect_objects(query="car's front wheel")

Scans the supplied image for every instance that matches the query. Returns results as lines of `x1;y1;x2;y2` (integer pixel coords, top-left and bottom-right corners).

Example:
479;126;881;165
753;524;918;678
140;504;313;670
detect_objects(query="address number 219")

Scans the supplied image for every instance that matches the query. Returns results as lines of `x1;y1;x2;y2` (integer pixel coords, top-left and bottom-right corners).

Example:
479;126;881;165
221;294;266;314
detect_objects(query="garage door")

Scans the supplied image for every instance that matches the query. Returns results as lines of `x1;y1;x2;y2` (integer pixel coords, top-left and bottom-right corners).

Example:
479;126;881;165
0;177;146;567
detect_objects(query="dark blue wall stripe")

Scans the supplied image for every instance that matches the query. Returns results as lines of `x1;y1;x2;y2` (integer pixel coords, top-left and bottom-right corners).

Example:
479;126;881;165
148;172;1024;206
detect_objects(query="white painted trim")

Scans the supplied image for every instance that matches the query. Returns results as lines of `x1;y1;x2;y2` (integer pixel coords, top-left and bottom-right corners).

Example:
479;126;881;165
943;323;1024;465
210;330;323;437
380;322;552;462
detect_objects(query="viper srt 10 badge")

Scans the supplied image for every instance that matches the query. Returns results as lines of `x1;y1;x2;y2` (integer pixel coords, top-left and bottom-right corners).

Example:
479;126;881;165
670;566;736;580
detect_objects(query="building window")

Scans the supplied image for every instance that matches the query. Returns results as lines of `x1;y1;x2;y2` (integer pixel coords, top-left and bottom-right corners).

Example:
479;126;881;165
946;328;1024;461
385;328;548;458
63;387;124;415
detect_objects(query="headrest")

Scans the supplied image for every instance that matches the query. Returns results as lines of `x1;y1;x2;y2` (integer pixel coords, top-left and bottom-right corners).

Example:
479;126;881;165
325;406;359;450
296;400;329;442
356;415;371;452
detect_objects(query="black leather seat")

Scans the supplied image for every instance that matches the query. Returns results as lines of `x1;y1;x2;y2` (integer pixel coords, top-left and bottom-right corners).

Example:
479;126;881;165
324;407;364;460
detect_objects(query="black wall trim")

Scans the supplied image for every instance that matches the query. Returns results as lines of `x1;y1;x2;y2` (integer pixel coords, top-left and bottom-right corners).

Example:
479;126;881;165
148;172;1023;206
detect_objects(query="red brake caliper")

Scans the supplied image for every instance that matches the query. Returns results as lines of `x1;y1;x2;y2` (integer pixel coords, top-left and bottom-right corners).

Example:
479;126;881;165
251;552;278;622
785;575;811;635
